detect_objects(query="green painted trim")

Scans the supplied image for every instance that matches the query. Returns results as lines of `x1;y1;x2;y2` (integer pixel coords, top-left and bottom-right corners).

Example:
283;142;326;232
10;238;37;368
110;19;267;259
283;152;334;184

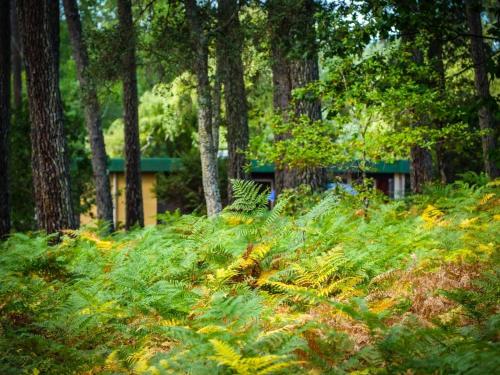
108;157;183;173
330;160;410;174
250;160;274;173
102;157;409;174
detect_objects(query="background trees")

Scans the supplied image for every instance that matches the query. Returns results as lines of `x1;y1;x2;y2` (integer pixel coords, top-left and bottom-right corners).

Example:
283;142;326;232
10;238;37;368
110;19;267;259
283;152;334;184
1;0;499;233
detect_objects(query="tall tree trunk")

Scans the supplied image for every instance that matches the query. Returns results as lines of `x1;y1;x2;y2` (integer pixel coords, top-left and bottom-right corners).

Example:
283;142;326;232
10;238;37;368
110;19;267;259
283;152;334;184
268;0;292;193
287;54;327;190
17;0;76;233
397;0;433;193
268;0;326;193
117;0;144;228
63;0;114;230
217;0;250;201
185;0;222;216
10;0;22;110
465;0;499;178
212;59;222;157
0;0;11;239
428;37;448;184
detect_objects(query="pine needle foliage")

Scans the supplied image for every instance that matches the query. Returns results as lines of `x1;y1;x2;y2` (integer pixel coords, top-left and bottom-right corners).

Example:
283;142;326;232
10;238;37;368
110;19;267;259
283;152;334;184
0;179;499;374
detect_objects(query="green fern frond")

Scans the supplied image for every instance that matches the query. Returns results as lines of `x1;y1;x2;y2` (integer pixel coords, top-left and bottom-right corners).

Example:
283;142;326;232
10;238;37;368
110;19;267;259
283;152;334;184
227;179;269;213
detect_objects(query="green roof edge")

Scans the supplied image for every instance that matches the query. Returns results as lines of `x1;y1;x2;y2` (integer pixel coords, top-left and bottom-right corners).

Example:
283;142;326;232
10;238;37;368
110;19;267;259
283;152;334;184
104;158;409;174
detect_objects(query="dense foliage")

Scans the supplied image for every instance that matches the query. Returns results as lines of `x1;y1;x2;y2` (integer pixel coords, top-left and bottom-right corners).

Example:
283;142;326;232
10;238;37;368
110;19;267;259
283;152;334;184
1;179;498;374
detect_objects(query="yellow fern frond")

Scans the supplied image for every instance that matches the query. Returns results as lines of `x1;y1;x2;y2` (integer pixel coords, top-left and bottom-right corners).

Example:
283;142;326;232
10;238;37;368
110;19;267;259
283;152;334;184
209;339;297;375
160;318;184;327
79;231;114;250
104;350;125;372
255;360;300;375
215;267;238;282
225;214;246;226
422;205;444;228
256;270;277;286
209;339;246;373
477;243;495;256
459;217;479;229
369;298;395;313
197;325;227;334
250;243;272;262
242;355;281;369
318;276;363;298
479;193;495;206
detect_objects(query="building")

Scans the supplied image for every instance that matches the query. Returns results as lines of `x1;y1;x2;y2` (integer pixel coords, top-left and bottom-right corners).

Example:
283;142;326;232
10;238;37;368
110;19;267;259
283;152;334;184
80;158;410;227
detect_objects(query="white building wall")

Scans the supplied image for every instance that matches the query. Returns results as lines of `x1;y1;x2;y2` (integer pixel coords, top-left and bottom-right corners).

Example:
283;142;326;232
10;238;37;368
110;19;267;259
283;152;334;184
394;173;405;199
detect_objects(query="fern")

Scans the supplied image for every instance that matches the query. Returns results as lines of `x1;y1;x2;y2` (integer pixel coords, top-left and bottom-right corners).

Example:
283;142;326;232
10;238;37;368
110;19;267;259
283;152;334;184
227;179;269;214
1;180;498;374
209;339;297;375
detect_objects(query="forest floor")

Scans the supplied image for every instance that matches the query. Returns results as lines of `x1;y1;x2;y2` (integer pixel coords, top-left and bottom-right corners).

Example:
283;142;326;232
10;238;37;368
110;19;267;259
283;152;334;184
1;180;499;374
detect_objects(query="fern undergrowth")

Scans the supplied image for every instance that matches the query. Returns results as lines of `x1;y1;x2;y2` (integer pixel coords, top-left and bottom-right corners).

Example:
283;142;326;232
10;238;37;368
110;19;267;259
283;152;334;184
0;179;499;374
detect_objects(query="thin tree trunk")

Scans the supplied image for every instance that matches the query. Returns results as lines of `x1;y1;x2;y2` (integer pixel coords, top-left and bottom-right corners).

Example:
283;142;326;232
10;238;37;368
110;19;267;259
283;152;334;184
10;0;22;110
217;0;249;201
185;0;222;216
212;50;222;157
465;0;499;178
268;0;326;193
0;0;11;239
117;0;144;228
63;0;114;230
17;0;76;233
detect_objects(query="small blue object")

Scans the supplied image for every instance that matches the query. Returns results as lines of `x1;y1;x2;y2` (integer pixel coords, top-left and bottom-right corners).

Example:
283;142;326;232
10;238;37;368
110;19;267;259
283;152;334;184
267;189;276;202
327;182;357;195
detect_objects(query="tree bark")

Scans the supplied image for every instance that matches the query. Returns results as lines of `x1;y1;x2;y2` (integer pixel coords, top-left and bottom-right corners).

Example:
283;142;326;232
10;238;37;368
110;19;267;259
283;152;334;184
185;0;222;216
268;0;326;193
117;0;144;228
0;0;11;239
396;0;433;193
17;0;76;233
268;0;292;193
63;0;114;230
217;0;250;201
213;46;223;157
428;37;448;184
465;0;499;178
10;0;22;110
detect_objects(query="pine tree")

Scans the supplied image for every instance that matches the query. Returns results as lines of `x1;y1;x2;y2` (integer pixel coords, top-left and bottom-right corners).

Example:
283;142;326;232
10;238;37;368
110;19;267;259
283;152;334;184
268;0;326;193
217;0;250;201
184;0;222;216
17;0;76;233
0;0;11;238
117;0;144;228
63;0;114;230
465;0;499;178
